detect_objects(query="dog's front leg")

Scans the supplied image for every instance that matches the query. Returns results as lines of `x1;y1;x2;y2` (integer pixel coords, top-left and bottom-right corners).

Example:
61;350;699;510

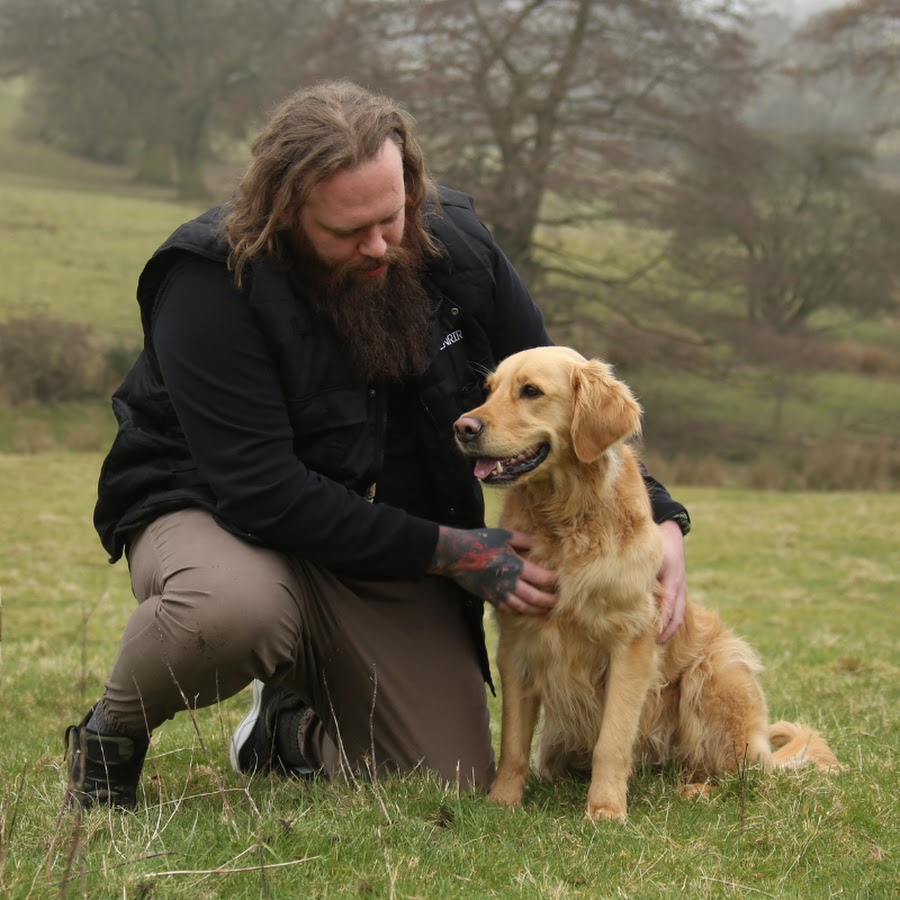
586;630;657;822
488;634;541;808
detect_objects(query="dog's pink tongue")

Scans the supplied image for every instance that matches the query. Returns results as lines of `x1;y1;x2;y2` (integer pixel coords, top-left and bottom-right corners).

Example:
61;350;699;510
473;459;498;480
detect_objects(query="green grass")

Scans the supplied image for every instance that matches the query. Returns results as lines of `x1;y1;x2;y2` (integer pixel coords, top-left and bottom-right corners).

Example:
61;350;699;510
0;401;116;453
0;73;897;899
0;180;202;343
0;455;897;897
0;81;177;199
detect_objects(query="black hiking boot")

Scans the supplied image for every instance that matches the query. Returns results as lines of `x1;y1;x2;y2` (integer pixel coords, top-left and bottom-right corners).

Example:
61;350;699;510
230;680;315;778
64;707;149;810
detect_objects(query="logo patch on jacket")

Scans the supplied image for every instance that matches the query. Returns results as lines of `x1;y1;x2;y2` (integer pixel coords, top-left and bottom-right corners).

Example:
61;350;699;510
440;330;464;351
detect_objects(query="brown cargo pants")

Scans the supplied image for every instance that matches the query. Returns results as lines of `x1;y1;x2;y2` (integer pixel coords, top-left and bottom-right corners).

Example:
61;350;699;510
102;508;495;791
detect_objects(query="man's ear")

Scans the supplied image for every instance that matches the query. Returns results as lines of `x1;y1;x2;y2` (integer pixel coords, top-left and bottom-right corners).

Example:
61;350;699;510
570;360;643;463
271;188;299;229
273;202;293;229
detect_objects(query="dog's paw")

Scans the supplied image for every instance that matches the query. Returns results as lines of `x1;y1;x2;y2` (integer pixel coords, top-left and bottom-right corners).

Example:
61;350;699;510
488;782;524;808
585;801;627;823
681;782;715;801
586;781;628;822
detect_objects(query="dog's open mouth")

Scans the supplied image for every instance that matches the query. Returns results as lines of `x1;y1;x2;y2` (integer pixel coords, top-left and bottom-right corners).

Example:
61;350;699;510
471;443;550;485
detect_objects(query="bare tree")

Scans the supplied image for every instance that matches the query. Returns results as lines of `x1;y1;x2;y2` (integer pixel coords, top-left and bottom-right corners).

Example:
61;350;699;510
0;0;345;199
803;0;900;85
797;0;900;138
1;0;759;271
660;122;900;332
352;0;757;332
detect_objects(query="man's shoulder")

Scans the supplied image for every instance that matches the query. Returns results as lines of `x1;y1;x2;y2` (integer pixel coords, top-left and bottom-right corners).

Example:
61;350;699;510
430;186;490;253
436;186;476;212
155;205;229;260
137;206;230;307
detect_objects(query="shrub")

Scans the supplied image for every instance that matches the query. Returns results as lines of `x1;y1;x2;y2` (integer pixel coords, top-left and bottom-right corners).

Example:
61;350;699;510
10;420;57;453
647;438;900;491
104;340;142;383
832;340;900;377
0;313;107;404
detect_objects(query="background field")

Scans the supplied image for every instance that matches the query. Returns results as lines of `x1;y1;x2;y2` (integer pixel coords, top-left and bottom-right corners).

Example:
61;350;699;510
1;76;899;485
0;454;897;898
0;74;897;899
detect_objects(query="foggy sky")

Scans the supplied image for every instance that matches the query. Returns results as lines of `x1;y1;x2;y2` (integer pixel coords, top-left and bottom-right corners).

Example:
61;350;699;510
780;0;846;19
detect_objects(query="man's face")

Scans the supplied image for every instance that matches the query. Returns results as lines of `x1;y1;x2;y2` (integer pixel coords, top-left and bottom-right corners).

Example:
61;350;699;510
295;138;406;279
289;137;430;382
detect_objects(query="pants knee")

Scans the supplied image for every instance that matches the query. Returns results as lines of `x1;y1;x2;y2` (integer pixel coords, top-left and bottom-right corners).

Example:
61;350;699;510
156;564;303;667
106;563;304;730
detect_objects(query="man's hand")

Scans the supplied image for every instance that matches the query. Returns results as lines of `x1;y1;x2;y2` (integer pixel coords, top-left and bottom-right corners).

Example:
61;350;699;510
656;519;687;643
428;526;558;615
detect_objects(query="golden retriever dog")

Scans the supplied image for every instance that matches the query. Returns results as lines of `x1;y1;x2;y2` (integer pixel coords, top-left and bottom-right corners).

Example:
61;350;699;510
454;346;839;822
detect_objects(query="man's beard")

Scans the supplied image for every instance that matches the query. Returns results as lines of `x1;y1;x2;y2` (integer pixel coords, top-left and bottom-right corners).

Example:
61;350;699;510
295;231;433;383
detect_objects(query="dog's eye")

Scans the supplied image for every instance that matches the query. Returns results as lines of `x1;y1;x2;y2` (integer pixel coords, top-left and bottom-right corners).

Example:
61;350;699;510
521;384;543;399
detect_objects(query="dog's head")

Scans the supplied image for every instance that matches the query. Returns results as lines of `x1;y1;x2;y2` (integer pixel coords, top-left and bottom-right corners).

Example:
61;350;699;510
454;346;642;487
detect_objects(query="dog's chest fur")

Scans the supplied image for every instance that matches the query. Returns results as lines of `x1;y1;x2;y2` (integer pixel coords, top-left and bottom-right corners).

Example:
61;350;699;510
495;451;664;699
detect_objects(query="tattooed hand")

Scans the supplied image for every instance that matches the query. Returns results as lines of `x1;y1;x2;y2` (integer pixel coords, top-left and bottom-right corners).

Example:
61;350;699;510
428;526;558;615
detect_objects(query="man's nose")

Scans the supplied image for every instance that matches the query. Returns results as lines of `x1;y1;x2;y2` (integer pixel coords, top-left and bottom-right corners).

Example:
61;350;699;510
359;227;388;259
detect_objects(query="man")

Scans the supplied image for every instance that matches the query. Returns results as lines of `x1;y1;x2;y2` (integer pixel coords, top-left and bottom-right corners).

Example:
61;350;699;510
66;80;690;809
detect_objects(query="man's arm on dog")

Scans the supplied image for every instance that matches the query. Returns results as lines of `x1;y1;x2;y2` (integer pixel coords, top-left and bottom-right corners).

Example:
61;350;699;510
656;519;687;643
429;526;558;615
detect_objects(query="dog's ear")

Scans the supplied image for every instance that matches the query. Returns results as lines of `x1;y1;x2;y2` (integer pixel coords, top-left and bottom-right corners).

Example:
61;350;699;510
570;360;643;463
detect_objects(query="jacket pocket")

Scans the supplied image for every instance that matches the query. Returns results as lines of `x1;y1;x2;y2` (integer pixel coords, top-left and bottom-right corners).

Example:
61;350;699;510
286;385;375;486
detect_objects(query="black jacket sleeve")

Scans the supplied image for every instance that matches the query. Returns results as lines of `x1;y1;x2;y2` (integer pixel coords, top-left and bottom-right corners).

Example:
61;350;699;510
643;472;691;534
152;258;440;579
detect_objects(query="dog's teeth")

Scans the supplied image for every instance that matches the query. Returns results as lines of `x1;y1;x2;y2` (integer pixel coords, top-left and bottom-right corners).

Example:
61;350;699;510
495;462;504;474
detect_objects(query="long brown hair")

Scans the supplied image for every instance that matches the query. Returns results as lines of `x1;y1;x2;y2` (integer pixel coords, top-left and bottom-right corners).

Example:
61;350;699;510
223;80;441;288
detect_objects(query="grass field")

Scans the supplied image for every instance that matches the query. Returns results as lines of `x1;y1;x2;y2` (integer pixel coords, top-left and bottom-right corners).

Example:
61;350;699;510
0;180;202;343
0;79;897;897
0;453;897;898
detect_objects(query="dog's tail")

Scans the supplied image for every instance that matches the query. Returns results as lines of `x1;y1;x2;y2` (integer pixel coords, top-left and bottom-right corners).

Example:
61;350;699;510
769;720;842;772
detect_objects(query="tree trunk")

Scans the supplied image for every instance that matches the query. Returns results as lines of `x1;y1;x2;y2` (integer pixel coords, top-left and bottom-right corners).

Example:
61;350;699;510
134;138;173;187
175;150;210;201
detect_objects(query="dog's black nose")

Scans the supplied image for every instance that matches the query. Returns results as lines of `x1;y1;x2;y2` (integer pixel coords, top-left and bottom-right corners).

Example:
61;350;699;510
453;415;484;443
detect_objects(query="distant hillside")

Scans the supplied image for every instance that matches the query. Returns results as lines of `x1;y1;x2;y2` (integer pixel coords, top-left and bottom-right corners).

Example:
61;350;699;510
0;80;897;489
